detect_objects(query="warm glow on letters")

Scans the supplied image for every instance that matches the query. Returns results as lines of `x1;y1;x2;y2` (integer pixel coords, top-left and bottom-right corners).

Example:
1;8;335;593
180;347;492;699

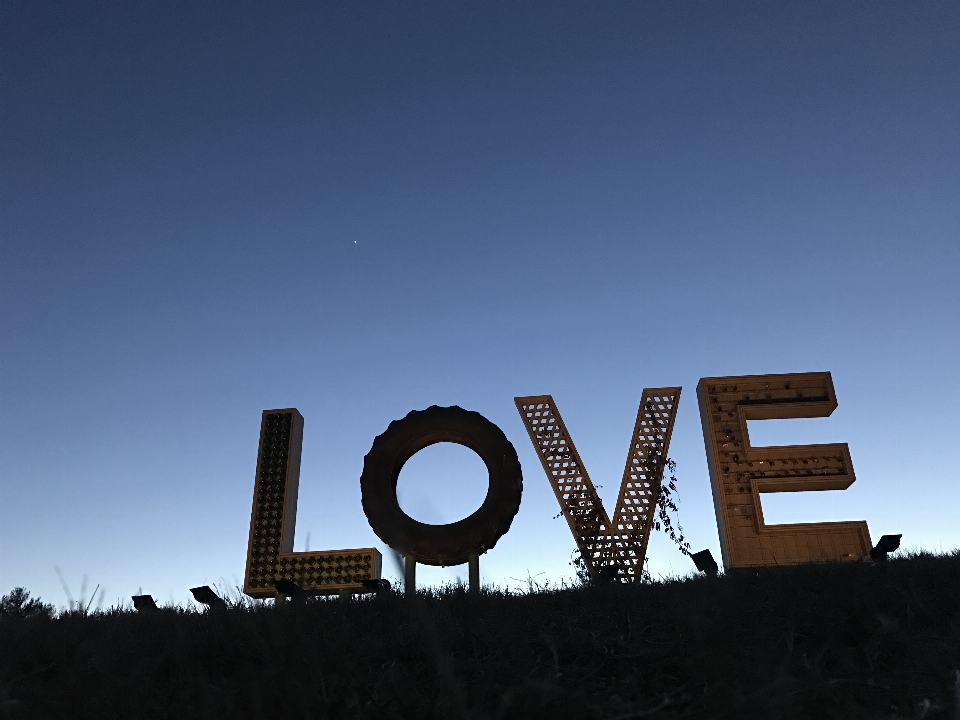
696;373;872;570
515;389;681;581
243;409;382;598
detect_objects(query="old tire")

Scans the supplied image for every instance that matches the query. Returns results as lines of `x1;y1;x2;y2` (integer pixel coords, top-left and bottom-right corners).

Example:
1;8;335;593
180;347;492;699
360;405;523;566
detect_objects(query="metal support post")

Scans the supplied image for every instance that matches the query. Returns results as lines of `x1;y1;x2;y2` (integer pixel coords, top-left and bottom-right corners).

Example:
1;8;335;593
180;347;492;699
404;556;416;598
468;553;480;593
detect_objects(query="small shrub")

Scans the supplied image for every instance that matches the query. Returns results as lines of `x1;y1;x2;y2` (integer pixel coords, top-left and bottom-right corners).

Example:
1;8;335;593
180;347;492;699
0;587;55;620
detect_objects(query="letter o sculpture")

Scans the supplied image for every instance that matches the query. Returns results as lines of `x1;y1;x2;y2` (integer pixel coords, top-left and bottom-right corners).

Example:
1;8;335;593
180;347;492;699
360;405;523;567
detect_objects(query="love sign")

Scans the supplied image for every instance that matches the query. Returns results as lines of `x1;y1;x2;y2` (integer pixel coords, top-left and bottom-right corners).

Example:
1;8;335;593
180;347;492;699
243;372;871;598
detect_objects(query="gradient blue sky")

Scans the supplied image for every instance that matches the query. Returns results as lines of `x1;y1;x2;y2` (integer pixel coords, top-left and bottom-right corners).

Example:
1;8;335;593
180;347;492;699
2;2;958;608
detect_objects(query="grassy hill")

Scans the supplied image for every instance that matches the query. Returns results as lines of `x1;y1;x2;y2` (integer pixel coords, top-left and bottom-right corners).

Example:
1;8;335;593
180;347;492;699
2;552;959;719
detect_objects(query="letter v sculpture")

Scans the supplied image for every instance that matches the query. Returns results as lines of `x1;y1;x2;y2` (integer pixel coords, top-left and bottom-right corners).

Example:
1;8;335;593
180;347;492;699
515;389;681;582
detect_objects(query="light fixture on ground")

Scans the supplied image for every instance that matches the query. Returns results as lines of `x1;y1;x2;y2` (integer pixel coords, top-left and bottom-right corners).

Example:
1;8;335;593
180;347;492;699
272;579;305;605
131;594;157;612
691;549;719;577
870;534;902;562
361;578;391;594
190;586;224;607
595;564;623;584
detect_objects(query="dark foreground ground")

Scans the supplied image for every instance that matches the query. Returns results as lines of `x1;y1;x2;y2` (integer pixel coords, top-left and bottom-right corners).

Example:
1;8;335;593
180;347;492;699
2;552;959;720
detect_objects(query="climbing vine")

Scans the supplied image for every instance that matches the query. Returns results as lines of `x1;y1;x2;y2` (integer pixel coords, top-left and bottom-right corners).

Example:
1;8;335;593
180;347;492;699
654;458;691;556
556;457;691;584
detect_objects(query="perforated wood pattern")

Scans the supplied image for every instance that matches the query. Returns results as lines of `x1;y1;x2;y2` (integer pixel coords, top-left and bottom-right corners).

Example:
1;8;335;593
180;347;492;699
515;389;681;582
610;390;682;573
243;409;381;598
696;373;871;570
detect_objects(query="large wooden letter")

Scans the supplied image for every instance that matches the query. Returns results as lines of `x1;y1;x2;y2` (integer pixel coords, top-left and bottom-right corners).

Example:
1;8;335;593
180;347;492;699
697;373;871;570
243;409;382;598
515;389;681;582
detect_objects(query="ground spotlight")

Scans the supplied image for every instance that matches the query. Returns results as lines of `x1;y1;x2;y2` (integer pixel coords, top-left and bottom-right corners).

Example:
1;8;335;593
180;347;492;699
691;549;719;577
273;579;309;604
272;579;301;597
190;586;224;607
870;534;902;562
362;578;392;594
131;594;157;612
594;564;623;584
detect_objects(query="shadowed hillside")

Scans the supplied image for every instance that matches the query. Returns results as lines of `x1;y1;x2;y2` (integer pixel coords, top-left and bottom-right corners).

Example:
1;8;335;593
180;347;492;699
2;552;959;719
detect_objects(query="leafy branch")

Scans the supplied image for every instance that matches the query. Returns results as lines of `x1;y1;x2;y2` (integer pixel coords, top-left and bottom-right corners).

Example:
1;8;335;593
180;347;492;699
654;458;691;556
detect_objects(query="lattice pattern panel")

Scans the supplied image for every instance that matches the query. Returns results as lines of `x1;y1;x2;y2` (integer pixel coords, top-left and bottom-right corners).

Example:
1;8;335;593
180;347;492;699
514;397;611;574
515;388;681;582
696;373;871;570
243;409;382;598
609;389;682;574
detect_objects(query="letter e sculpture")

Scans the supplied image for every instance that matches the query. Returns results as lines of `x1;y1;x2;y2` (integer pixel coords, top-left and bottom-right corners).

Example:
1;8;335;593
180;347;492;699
697;372;871;570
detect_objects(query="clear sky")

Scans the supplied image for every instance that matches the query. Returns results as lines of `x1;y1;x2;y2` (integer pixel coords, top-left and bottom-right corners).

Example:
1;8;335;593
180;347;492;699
2;2;958;608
